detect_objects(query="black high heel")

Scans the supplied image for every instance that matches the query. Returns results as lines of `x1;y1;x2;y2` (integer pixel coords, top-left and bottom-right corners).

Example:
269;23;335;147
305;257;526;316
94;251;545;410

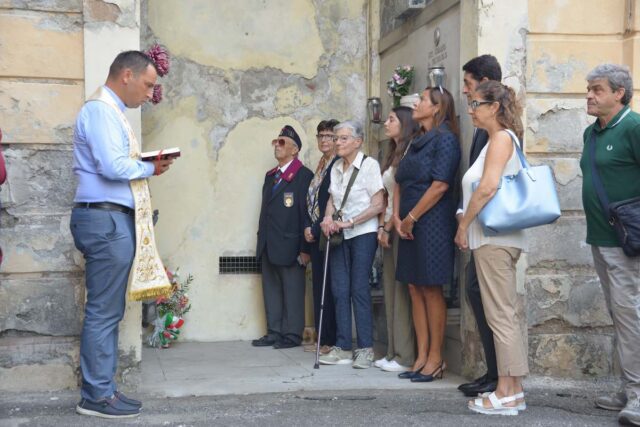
410;361;445;383
398;364;425;379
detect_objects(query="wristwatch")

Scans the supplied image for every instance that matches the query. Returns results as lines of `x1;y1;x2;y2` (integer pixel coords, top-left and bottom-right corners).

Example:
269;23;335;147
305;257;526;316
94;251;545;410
348;218;355;229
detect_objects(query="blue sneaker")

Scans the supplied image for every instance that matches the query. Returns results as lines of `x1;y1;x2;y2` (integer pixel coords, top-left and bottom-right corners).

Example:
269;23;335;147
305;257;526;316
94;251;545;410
76;396;140;419
114;391;142;408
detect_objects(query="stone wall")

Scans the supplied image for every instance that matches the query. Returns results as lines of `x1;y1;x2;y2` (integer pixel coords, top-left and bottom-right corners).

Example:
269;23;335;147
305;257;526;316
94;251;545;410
0;0;84;391
0;0;143;393
140;0;370;341
523;0;636;379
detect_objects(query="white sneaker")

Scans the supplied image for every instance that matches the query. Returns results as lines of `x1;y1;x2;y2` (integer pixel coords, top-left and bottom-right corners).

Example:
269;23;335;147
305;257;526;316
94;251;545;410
618;393;640;426
374;357;389;368
318;346;352;365
381;360;409;372
352;347;374;369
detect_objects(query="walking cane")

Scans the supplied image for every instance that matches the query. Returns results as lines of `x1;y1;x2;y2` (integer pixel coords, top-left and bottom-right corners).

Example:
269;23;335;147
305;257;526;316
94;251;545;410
314;239;331;369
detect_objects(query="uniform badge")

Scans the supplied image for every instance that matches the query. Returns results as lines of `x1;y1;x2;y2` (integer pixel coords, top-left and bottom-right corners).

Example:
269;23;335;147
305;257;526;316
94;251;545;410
284;192;294;208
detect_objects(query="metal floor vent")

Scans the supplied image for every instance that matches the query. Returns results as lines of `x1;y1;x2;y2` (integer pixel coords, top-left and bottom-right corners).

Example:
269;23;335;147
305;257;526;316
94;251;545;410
219;256;261;274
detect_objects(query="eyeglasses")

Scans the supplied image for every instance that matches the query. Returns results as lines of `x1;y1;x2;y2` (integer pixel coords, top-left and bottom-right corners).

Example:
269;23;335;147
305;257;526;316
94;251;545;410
332;135;354;143
469;100;494;110
316;133;334;141
271;138;286;146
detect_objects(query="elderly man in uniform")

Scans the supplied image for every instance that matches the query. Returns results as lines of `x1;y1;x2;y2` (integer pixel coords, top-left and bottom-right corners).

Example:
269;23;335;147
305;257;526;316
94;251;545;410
253;126;314;349
70;51;173;419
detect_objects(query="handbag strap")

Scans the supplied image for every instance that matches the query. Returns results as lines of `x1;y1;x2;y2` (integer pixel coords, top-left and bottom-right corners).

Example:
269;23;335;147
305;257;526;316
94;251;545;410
336;154;367;217
587;108;632;225
588;130;613;224
503;129;529;170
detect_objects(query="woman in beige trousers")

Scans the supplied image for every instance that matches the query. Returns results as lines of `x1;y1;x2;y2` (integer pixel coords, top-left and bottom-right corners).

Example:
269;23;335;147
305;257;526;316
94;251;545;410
455;81;528;416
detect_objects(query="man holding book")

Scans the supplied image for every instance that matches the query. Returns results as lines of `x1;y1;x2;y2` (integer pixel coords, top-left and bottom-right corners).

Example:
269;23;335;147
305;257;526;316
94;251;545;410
70;51;173;419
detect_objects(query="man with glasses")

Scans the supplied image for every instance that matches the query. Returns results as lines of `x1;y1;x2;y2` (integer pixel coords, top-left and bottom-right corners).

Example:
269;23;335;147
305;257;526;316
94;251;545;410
253;125;314;349
456;55;503;397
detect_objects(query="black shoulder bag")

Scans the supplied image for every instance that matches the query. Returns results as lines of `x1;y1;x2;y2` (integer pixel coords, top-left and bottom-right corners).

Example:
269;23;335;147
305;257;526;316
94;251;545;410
589;130;640;257
319;155;367;251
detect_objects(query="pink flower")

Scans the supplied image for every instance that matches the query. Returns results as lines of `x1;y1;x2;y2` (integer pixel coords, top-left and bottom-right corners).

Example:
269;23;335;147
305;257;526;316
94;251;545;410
145;44;170;77
151;84;163;104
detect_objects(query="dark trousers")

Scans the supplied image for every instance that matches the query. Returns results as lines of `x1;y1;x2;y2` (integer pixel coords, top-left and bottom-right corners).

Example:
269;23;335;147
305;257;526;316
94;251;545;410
70;208;134;401
310;240;336;346
261;253;306;344
467;253;498;379
331;232;377;350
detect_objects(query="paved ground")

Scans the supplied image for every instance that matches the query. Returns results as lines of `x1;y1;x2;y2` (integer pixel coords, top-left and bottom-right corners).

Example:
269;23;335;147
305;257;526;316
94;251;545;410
0;341;624;426
141;341;467;397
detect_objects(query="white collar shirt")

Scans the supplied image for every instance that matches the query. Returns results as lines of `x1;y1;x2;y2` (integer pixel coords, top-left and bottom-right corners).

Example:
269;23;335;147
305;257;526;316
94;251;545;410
278;159;294;173
329;151;384;239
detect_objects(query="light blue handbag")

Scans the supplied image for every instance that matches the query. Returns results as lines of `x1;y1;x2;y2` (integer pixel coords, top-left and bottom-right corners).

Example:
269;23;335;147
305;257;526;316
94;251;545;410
472;130;561;235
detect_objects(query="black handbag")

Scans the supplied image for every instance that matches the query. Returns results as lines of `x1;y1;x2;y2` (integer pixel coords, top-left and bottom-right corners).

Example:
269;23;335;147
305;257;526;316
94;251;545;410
319;155;367;251
589;130;640;257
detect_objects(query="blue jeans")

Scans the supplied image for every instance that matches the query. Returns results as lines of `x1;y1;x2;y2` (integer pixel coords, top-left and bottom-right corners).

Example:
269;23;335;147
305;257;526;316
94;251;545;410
70;207;135;401
330;232;377;350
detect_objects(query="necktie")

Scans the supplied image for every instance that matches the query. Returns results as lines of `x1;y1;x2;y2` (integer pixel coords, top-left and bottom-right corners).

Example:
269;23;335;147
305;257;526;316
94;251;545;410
272;169;282;193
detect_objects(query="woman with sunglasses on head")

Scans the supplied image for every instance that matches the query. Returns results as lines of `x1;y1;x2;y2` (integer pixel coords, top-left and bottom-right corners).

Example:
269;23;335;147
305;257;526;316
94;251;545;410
394;87;461;383
303;119;340;354
374;107;420;373
455;81;528;416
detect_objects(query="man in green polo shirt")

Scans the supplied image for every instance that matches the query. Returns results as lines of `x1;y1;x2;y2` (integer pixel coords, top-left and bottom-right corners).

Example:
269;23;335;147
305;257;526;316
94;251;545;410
581;63;640;426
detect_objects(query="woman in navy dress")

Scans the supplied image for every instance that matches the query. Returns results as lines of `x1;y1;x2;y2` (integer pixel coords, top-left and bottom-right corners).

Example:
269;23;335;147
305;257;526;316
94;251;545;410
393;86;461;382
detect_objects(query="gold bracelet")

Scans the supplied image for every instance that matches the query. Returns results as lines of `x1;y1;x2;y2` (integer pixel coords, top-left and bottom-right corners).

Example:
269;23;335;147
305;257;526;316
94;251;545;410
408;212;417;223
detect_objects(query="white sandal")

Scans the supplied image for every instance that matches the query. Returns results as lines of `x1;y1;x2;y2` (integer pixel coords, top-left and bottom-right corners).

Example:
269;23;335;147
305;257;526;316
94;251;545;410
468;391;519;416
479;391;526;411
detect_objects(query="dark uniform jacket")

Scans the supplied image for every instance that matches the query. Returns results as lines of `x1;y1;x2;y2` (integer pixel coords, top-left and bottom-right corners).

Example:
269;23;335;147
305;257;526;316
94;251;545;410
470;127;489;166
256;157;314;266
458;128;489;212
304;156;339;241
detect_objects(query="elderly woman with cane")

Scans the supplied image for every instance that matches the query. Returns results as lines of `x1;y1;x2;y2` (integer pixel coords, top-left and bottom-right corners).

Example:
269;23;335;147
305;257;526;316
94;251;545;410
318;120;384;369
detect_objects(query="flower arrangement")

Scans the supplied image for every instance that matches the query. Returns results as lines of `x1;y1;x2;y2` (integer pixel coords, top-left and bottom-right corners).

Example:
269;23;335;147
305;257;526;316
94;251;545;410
147;267;192;348
386;65;415;107
144;44;171;105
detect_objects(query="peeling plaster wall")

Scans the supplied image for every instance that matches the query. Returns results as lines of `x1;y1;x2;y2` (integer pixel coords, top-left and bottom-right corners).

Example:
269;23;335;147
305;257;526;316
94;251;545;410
523;0;635;380
141;0;369;341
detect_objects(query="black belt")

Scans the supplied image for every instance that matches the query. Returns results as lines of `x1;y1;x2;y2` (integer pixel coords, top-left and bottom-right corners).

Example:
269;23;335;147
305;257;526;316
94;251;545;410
74;202;134;216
